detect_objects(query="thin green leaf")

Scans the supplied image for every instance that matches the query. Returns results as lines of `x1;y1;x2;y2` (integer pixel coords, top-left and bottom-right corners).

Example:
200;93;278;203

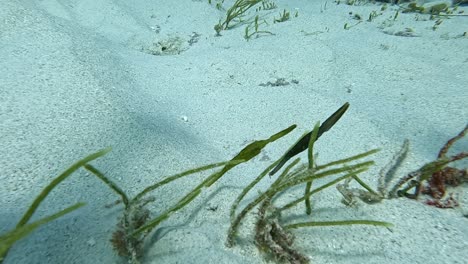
305;122;320;215
134;160;243;202
84;164;130;209
132;190;201;236
17;147;110;228
1;203;85;259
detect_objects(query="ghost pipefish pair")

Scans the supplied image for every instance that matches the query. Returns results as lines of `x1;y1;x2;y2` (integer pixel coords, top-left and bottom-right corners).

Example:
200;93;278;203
269;102;350;176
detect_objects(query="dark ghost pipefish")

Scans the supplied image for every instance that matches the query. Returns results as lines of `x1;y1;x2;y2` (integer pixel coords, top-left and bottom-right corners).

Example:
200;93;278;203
269;102;350;176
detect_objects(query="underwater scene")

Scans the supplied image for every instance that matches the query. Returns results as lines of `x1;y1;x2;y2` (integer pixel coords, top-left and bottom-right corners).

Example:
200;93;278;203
1;0;467;263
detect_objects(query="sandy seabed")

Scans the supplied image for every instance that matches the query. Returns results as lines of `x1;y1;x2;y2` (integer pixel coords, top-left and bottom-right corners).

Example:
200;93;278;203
1;1;467;263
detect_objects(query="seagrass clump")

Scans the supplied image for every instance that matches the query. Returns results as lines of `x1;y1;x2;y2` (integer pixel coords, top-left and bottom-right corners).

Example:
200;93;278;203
226;103;392;263
84;123;298;263
214;0;264;34
86;159;243;263
337;124;467;209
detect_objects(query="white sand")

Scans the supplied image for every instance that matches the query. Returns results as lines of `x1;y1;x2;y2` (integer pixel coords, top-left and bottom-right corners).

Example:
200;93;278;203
1;0;467;263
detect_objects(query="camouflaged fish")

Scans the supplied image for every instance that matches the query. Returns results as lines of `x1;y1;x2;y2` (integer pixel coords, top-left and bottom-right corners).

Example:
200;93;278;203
269;102;350;175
